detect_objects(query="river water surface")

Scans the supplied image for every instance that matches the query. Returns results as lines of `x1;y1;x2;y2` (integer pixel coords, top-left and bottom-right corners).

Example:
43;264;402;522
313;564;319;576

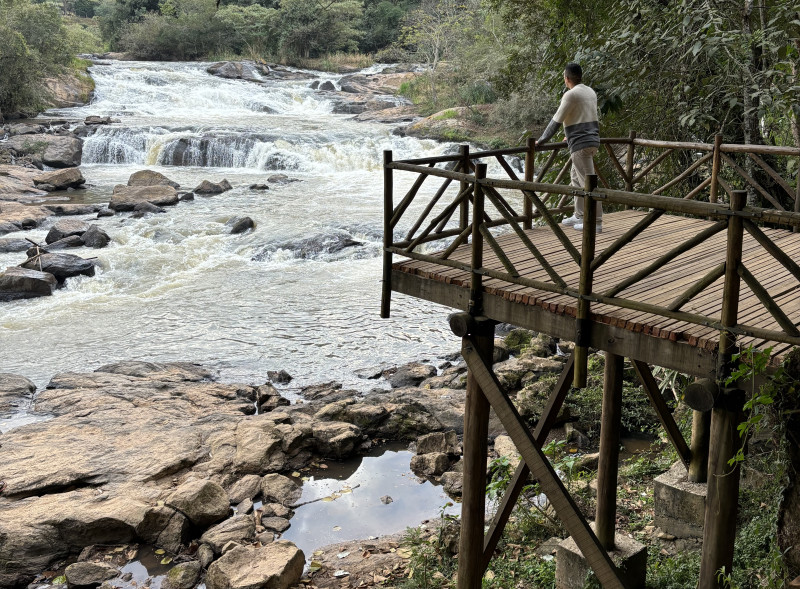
0;61;461;408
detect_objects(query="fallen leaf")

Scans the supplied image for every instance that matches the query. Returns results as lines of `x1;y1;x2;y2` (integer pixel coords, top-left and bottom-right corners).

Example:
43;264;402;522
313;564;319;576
333;570;349;578
292;471;301;477
322;496;334;502
337;551;350;559
160;557;172;565
154;549;166;555
308;560;323;573
396;547;413;558
52;576;66;585
313;550;324;557
333;525;341;531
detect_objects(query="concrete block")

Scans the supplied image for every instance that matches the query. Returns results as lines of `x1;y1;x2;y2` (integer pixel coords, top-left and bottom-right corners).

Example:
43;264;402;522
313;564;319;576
654;461;706;538
556;524;647;589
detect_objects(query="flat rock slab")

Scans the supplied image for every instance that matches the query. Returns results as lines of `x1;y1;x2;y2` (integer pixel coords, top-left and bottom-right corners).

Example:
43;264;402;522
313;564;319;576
0;237;31;253
0;372;36;414
44;203;105;216
0;165;49;203
0;266;57;301
128;170;180;188
109;185;179;211
33;167;85;191
0;201;52;234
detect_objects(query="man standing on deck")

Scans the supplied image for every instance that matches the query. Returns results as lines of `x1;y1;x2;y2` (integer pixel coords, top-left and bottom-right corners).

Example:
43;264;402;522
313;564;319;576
535;63;602;233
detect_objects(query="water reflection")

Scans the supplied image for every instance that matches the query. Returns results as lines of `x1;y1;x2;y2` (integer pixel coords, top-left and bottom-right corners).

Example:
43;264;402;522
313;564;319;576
281;444;459;559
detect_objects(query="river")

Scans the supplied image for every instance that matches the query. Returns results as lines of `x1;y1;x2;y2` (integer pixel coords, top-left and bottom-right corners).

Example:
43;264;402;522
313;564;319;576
0;60;461;415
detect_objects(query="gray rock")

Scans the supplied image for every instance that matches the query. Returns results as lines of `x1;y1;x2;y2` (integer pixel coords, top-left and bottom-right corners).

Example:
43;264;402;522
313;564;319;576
96;208;114;218
260;474;301;506
127;170;180;189
227;216;255;234
46;219;90;244
81;226;111;248
309;81;320;89
0;372;35;415
135;506;190;554
29;235;84;255
84;116;112;125
236;498;253;515
166;480;230;529
8;123;44;135
319;81;336;91
221;540;241;554
33;168;85;191
267;370;292;384
194;179;232;195
249;183;269;190
0;238;31;253
227;474;263;504
441;471;463;496
410;452;450;477
266;174;298;185
64;561;118;588
201;515;256;555
4;134;82;168
197;543;215;568
205;541;305;589
163;561;202;589
387;362;437;388
132;201;166;215
109;185;179;211
311;421;361;458
0;266;57;300
45;204;104;216
178;192;194;201
261;516;290;533
21;252;96;283
416;430;459;455
261;503;292;519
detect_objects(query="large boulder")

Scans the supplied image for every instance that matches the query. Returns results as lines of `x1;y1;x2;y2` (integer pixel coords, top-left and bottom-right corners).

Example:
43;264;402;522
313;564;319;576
165;480;230;528
205;541;305;589
33;168;85;191
0;373;36;415
311;421;361;458
109;185;179;211
81;225;111;248
163;561;202;589
194;179;232;195
135;505;191;553
0;165;48;203
0;266;57;300
4;134;83;168
0;238;31;253
127;170;180;189
21;252;96;283
46;219;91;244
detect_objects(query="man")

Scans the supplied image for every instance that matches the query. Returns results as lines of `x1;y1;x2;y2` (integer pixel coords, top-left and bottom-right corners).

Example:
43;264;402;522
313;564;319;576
535;63;602;233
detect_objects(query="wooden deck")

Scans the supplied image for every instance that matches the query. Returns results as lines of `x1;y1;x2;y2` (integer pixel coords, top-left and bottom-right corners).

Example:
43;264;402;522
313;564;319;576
391;210;800;378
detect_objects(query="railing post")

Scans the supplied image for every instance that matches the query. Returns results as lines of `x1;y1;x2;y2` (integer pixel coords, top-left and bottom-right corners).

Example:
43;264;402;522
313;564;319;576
380;150;393;319
710;134;723;204
795;153;800;233
460;144;470;232
573;174;598;388
698;189;747;589
469;163;487;316
524;137;535;229
625;130;636;193
595;351;623;549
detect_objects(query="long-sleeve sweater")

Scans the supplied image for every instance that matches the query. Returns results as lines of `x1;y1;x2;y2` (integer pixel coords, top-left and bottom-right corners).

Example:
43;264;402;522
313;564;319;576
537;83;600;153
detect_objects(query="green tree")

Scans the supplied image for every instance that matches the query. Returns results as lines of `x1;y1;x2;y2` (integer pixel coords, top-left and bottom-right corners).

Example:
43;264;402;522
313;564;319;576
276;0;363;58
214;3;279;55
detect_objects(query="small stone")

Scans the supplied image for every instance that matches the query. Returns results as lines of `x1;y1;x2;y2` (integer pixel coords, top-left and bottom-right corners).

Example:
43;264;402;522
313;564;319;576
249;183;270;190
163;561;201;589
267;370;292;384
657;532;676;541
380;495;393;504
64;561;118;588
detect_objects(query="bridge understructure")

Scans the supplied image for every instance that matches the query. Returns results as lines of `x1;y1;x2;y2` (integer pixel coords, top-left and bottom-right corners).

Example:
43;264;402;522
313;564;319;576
380;136;800;589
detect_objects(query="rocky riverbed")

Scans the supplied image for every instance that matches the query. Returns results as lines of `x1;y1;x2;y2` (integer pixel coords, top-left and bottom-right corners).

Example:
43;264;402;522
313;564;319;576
0;331;571;589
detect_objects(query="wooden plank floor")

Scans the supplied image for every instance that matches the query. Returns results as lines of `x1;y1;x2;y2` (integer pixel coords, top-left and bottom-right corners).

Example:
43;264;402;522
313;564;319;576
393;210;800;363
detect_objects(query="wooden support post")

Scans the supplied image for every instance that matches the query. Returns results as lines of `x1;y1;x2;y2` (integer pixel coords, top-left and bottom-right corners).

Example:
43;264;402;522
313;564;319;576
710;134;723;204
688;409;711;483
524;137;535;229
795;154;800;233
698;189;747;589
470;163;487;315
625;131;636;207
574;174;598;388
460;144;470;232
455;314;496;589
380;150;393;318
596;352;623;550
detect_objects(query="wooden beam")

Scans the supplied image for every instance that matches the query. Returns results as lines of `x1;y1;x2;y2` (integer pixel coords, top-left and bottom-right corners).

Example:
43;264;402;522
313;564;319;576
381;150;393;319
575;175;599;388
596;352;624;549
482;355;575;567
720;153;786;211
710;134;723;204
524;138;534;229
390;162;433;229
461;340;628;589
688;409;711;483
632;360;691;468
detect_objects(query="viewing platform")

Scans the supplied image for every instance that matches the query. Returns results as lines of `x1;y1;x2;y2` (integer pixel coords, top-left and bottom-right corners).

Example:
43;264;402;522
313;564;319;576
380;135;800;589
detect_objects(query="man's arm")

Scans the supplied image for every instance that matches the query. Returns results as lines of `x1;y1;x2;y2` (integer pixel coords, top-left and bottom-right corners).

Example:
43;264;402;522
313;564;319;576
536;118;561;144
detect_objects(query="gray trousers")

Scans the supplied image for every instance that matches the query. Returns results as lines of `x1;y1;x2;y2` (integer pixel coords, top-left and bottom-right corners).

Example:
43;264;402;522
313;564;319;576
570;146;603;221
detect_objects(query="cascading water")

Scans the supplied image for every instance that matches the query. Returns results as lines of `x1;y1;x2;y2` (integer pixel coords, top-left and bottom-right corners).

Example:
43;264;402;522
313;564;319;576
0;61;460;425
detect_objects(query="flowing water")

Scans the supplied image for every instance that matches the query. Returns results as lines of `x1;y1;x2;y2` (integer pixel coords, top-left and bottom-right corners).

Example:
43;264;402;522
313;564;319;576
0;61;463;417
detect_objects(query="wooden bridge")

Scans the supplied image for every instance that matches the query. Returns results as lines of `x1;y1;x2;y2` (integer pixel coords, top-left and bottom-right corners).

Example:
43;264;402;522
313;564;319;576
379;135;800;589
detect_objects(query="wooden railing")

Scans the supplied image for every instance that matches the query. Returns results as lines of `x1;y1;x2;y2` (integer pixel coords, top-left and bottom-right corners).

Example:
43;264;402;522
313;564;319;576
381;137;800;383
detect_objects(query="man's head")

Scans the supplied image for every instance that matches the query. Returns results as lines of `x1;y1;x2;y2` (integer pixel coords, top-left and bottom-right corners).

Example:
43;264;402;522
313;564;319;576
564;63;582;88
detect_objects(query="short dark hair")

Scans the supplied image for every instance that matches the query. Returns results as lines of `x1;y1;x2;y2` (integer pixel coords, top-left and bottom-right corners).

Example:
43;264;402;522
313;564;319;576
564;63;583;84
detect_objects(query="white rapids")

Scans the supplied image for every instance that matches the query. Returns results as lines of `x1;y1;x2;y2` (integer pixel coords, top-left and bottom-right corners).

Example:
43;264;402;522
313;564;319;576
0;61;463;427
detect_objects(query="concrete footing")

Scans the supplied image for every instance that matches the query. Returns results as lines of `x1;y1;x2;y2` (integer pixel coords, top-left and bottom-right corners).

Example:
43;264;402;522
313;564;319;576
654;461;707;538
555;524;647;589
